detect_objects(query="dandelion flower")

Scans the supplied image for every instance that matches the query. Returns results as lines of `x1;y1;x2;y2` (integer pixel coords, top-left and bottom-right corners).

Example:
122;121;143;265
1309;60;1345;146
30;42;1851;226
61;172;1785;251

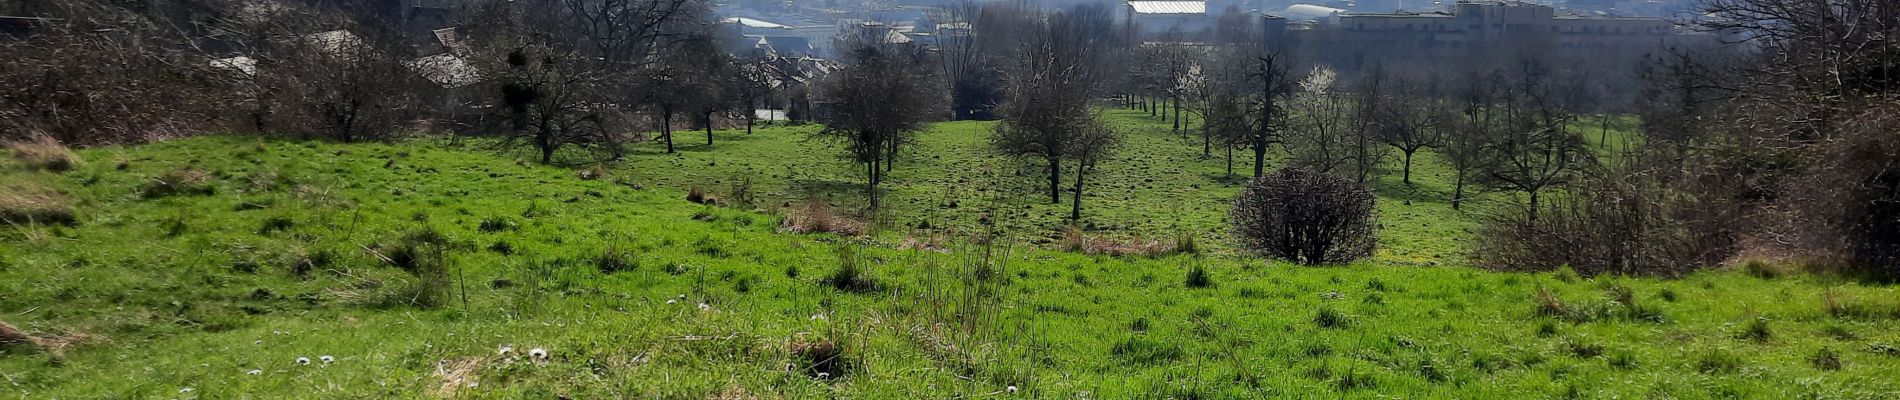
320;355;335;364
529;348;548;359
248;369;262;376
295;356;311;365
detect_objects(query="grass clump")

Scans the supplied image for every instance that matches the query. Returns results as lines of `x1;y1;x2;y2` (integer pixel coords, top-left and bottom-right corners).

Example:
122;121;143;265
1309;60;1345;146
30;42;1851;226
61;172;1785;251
142;167;215;198
1314;307;1350;329
1697;349;1744;374
1811;347;1842;371
1737;317;1773;343
1109;336;1183;365
1184;263;1212;288
0;183;75;226
7;135;81;172
823;244;878;293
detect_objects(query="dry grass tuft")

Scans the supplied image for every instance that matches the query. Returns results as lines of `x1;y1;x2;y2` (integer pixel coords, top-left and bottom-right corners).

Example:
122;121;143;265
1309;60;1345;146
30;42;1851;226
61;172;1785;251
0;320;37;347
709;386;762;400
1059;226;1178;257
576;164;608;180
432;357;488;397
780;199;863;236
0;183;76;225
143;167;216;198
686;186;723;206
789;335;850;379
7;135;82;172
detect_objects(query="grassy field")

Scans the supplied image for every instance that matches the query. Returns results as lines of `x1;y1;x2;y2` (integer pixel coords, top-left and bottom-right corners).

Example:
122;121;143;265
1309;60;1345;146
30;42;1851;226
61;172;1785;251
611;109;1479;265
1;115;1898;398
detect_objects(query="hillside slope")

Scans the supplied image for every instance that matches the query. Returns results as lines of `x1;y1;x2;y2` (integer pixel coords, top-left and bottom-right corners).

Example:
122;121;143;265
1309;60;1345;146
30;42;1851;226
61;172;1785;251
0;136;1896;398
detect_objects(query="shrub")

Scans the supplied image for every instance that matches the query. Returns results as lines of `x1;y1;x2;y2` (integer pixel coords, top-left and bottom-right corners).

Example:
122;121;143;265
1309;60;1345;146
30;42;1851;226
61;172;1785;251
1474;164;1737;276
7;135;81;172
0;184;76;226
1771;109;1900;278
142;167;215;198
1229;168;1376;265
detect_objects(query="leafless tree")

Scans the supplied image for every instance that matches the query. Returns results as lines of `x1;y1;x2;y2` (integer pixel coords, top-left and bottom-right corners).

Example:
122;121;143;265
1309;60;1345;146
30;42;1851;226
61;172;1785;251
813;36;945;211
993;4;1121;205
1475;56;1592;218
1374;70;1447;185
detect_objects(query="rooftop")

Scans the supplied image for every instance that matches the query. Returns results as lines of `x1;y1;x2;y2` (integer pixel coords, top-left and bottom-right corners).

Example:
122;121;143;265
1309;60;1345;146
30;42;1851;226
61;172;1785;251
1128;1;1206;15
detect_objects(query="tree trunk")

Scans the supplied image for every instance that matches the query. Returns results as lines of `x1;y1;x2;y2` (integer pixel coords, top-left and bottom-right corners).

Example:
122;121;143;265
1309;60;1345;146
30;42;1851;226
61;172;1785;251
662;109;675;154
1225;144;1234;177
866;160;879;211
1252;141;1267;177
885;139;897;172
704;112;714;146
1172;96;1181;135
1071;163;1086;221
1452;173;1466;210
1402;150;1415;185
1202;125;1211;158
746;110;754;135
1599;115;1610;148
1527;189;1541;222
1048;157;1062;204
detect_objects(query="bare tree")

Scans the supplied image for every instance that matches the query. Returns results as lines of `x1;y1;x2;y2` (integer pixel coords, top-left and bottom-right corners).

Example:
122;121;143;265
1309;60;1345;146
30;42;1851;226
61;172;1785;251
813;36;945;211
1374;71;1447;185
1477;57;1592;217
994;4;1121;204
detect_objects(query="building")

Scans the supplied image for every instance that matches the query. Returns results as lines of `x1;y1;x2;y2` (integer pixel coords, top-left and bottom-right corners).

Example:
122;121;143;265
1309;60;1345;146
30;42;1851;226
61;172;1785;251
1328;0;1698;49
1124;1;1215;37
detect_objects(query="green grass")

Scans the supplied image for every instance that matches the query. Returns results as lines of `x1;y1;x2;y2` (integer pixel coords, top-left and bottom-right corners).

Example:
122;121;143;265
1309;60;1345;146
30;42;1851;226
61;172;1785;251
0;118;1896;398
612;109;1479;265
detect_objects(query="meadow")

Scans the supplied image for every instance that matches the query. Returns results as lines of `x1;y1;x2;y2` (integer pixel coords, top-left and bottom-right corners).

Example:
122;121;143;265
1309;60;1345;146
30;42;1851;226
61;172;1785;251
1;110;1897;398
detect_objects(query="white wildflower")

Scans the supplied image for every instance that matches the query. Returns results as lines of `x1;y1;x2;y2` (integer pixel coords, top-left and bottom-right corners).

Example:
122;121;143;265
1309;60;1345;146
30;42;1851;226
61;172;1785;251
816;372;831;379
666;299;678;305
498;345;515;356
247;369;262;376
319;355;335;364
295;357;311;365
180;387;194;393
529;348;548;359
696;302;710;310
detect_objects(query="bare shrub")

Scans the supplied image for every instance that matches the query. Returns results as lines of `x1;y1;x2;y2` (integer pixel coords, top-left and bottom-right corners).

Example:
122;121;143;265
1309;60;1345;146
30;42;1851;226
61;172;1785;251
0;1;242;145
780;199;864;236
1229;168;1376;264
7;135;82;172
1475;163;1739;276
0;183;76;226
1768;108;1900;278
